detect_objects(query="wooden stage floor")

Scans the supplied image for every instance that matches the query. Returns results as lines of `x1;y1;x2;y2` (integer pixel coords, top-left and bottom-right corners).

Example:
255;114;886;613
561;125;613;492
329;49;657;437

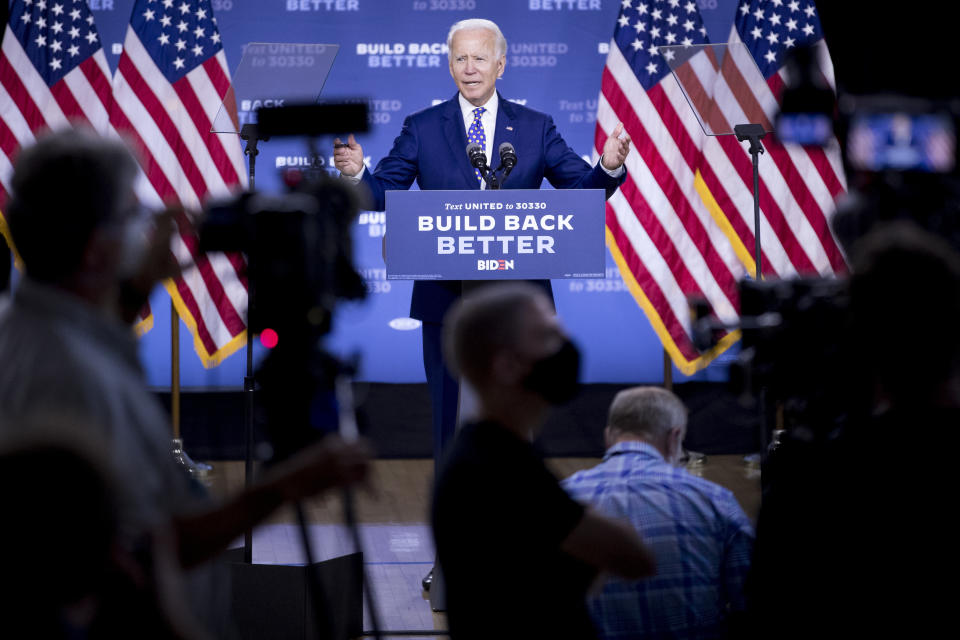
206;455;761;638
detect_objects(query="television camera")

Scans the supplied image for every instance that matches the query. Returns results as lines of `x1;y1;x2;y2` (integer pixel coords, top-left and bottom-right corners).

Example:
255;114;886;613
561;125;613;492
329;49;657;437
199;102;369;461
697;44;960;447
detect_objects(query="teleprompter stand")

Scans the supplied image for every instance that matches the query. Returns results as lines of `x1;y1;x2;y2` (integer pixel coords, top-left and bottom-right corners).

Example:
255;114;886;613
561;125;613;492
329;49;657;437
659;42;775;458
239;121;266;565
212;43;369;640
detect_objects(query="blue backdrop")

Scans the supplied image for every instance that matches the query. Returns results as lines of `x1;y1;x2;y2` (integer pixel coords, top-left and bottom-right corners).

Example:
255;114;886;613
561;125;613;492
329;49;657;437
82;0;741;388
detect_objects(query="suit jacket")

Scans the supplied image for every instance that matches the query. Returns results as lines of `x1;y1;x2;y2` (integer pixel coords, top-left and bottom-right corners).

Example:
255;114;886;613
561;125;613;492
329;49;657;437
361;92;625;322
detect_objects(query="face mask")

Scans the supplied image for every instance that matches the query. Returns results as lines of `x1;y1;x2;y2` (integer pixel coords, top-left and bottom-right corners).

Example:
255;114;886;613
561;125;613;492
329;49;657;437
523;338;581;405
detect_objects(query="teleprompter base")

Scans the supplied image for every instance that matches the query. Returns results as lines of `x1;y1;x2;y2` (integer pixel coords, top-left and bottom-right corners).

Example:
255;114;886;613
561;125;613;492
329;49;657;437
226;550;363;640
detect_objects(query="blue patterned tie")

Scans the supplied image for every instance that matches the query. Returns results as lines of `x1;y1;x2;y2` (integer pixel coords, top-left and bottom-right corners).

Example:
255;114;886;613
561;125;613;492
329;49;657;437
467;107;487;183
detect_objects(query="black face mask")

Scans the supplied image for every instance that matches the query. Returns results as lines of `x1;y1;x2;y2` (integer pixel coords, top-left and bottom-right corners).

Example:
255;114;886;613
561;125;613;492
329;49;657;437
523;338;581;405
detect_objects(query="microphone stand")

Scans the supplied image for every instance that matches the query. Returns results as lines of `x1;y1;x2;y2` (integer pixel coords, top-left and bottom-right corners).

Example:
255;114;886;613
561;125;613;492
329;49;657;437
491;162;513;189
478;163;500;190
498;163;514;186
467;143;501;190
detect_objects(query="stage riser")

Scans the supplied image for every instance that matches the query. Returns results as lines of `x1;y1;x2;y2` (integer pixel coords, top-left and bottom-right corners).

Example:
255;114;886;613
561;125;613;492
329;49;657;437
157;382;758;460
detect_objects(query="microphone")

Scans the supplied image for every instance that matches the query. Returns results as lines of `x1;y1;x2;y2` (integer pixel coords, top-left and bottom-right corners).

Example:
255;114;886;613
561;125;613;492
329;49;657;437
466;142;499;189
497;142;517;184
466;142;487;170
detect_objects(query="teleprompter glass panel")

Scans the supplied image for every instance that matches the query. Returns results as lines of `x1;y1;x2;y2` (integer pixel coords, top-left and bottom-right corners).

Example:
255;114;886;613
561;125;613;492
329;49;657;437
657;42;771;137
212;43;339;134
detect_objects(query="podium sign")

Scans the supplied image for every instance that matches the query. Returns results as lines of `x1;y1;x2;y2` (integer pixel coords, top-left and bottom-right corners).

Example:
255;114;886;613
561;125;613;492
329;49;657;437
385;189;606;280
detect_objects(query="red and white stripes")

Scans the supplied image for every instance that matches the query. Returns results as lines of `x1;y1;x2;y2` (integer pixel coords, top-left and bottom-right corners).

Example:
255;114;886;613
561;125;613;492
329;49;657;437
0;24;114;200
598;43;746;372
110;28;247;365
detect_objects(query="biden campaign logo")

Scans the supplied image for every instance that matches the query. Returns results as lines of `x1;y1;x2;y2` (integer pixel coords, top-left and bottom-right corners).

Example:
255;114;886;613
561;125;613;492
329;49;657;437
478;259;515;271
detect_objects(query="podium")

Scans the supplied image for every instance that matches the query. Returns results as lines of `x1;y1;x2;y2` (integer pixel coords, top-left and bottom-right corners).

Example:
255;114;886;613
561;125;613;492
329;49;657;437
385;188;607;281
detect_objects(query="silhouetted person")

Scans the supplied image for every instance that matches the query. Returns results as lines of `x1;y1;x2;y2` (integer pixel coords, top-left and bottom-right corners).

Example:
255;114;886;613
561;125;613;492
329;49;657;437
0;431;210;639
0;129;371;634
432;283;655;640
747;221;960;638
1;239;10;293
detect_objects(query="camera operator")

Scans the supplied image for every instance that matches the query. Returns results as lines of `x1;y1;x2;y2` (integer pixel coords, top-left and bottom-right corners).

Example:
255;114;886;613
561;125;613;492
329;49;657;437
746;221;960;638
0;429;211;640
0;129;371;634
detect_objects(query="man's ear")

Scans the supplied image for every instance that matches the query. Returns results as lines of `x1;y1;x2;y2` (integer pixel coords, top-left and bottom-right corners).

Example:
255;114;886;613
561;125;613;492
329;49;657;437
496;55;505;79
666;425;685;462
603;426;616;450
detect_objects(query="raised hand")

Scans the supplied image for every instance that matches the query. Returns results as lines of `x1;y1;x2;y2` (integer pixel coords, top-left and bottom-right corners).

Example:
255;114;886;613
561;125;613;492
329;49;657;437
601;122;631;171
333;134;365;177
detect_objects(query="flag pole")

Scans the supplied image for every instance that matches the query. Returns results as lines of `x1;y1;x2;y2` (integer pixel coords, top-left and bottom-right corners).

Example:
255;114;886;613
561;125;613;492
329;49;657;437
170;300;212;479
663;348;673;391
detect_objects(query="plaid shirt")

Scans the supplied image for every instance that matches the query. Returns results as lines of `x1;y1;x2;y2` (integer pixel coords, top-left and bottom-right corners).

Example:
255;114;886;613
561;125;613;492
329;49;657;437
563;441;754;640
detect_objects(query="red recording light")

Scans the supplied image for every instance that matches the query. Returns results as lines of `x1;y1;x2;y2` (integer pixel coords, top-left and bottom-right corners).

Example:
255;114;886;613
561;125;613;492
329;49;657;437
283;169;303;188
259;328;279;349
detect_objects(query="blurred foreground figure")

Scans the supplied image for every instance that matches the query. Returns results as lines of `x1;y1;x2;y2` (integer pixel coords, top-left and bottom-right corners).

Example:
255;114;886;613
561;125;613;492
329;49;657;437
564;387;754;639
747;222;960;638
0;129;370;634
1;238;10;293
432;282;655;640
0;434;206;639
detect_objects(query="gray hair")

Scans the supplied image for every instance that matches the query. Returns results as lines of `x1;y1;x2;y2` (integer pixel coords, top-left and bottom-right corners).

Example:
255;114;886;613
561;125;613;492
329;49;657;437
447;18;507;60
607;387;688;440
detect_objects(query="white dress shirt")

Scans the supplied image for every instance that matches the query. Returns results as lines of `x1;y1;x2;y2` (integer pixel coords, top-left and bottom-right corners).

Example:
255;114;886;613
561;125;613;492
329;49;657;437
458;93;499;190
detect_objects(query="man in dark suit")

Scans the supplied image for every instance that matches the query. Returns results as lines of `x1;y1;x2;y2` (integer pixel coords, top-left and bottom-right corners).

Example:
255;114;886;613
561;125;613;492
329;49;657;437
334;18;630;483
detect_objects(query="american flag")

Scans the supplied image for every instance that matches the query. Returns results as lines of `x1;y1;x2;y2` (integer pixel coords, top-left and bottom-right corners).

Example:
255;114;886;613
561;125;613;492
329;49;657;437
597;0;747;374
111;0;248;366
0;1;158;333
1;0;114;218
696;0;846;279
